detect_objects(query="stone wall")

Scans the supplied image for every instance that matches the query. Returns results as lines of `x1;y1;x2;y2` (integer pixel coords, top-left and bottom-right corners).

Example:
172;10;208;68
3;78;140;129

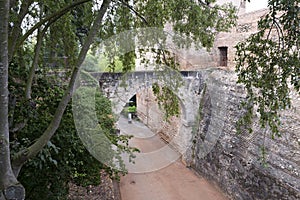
213;9;269;69
190;69;300;200
136;69;300;200
135;2;257;71
134;3;269;71
180;9;269;70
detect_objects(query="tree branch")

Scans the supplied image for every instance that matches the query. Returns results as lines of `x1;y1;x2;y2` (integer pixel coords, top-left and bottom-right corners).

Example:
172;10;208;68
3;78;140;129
12;0;112;177
24;28;46;100
197;0;212;8
116;0;148;24
273;18;284;50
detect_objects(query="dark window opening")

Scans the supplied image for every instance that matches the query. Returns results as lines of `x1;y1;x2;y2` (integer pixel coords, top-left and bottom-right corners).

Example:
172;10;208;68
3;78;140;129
218;47;228;67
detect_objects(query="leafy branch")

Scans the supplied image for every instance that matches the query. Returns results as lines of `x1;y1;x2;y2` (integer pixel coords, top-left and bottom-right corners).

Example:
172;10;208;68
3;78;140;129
235;1;300;137
152;82;181;121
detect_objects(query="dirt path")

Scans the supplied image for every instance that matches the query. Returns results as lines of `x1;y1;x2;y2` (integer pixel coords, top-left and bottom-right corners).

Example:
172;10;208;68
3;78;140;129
118;116;228;200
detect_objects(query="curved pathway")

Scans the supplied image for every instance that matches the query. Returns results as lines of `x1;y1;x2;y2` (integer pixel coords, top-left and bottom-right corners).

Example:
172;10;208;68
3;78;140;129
118;116;228;200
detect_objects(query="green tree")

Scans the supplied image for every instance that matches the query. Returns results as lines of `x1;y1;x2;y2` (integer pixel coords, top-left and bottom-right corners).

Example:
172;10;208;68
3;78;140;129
0;0;237;199
235;0;300;137
1;1;110;199
13;77;133;199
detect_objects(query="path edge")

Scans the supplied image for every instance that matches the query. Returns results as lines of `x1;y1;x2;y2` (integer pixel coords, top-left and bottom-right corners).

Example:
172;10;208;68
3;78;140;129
113;180;122;200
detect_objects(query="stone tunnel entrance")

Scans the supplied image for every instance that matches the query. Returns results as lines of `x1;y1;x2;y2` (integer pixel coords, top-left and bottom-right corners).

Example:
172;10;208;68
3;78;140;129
116;85;188;161
93;70;203;163
135;88;183;148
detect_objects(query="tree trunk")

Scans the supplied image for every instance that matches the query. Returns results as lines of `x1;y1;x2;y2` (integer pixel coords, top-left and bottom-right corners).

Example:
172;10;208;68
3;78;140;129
0;0;25;199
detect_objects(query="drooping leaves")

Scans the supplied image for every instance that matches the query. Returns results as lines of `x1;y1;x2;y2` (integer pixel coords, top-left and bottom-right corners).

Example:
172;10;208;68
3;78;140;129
235;0;300;137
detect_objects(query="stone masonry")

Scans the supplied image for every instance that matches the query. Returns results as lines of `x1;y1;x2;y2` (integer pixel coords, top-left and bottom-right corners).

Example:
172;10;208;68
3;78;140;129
179;8;269;70
136;89;181;145
95;70;203;157
135;69;300;200
190;69;300;200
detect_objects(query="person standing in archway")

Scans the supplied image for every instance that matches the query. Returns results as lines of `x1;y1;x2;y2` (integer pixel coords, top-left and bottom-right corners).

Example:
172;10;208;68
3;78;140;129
128;101;136;123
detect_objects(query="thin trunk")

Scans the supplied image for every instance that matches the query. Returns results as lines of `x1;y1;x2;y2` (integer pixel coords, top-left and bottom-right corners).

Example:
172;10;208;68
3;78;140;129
0;0;25;199
12;0;112;175
25;3;46;100
25;37;41;98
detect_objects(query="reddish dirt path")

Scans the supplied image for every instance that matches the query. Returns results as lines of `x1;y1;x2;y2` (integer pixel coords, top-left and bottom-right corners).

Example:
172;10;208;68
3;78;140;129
118;116;228;200
120;161;228;200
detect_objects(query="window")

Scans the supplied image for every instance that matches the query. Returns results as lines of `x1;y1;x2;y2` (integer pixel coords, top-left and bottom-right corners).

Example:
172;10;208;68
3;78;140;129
218;47;228;67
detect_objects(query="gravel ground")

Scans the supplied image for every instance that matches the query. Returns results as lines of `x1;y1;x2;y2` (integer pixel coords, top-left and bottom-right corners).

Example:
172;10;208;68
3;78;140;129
68;171;116;200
